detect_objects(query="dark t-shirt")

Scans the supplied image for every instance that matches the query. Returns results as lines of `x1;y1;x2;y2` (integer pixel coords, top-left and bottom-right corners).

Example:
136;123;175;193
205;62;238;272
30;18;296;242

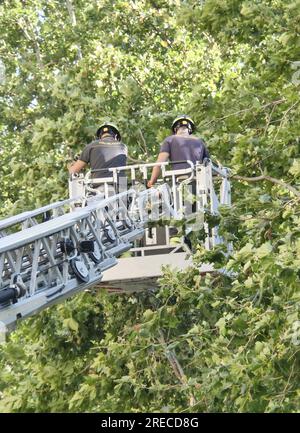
160;135;209;169
79;136;127;178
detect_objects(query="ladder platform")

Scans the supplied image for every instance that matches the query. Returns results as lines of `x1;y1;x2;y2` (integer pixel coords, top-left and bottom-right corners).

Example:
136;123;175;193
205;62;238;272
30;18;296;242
99;253;214;293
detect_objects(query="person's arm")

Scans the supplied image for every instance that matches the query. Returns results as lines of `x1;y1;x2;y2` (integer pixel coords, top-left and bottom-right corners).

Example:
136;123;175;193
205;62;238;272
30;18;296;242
147;152;169;188
68;145;89;175
68;159;87;175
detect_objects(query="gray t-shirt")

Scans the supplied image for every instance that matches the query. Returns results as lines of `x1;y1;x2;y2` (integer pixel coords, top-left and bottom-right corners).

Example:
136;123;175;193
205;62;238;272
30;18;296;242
160;135;209;169
79;136;127;178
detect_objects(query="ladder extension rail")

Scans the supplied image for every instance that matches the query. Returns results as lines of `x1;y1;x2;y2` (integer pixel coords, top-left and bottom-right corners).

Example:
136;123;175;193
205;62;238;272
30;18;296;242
0;197;82;239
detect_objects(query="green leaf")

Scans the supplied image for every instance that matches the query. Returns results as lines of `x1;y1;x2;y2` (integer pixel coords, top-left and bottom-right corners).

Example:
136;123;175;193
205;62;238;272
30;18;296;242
63;318;79;333
255;242;273;258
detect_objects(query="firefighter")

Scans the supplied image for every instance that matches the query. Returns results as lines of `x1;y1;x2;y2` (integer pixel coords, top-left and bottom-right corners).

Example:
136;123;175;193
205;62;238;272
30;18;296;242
68;122;127;179
147;115;209;187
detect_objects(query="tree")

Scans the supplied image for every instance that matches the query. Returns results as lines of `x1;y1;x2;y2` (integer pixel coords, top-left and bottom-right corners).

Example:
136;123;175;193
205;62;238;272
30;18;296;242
0;0;299;412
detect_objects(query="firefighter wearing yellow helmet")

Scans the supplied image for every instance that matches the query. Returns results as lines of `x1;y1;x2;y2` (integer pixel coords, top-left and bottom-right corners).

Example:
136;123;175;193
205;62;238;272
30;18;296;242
171;115;196;135
148;115;209;187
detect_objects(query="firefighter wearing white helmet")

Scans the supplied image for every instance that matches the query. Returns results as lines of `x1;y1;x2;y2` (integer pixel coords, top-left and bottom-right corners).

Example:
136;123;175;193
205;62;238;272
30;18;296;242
68;122;127;179
147;115;209;187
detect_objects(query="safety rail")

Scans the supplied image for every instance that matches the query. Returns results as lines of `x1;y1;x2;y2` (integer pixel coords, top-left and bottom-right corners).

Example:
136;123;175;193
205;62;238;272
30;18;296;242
69;160;231;253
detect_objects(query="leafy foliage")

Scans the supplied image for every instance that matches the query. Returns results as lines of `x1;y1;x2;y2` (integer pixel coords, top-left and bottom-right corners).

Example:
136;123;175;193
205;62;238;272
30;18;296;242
0;0;299;413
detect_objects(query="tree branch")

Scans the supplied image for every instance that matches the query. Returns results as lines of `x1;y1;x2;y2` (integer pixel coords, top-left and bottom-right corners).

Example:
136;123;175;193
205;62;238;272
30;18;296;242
271;99;300;145
158;330;196;407
18;17;43;68
138;128;149;157
231;174;300;198
202;98;287;127
127;155;147;164
65;0;82;61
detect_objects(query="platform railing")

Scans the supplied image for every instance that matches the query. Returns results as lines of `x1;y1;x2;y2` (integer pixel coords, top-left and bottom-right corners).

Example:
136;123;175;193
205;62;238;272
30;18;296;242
68;160;231;254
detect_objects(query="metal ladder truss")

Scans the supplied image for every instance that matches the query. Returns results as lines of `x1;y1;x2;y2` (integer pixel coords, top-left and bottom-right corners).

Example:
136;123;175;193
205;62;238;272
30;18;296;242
0;190;145;329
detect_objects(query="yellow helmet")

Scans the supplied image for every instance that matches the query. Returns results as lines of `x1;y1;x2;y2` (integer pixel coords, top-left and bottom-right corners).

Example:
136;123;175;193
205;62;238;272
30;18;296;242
171;115;195;134
96;122;121;140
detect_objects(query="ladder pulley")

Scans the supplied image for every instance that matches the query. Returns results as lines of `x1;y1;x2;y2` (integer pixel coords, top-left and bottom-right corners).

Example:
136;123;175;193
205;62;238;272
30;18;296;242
70;257;90;283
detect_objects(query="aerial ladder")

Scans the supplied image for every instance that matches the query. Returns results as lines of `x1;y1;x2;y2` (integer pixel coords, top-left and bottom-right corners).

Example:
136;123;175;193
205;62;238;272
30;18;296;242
0;160;231;335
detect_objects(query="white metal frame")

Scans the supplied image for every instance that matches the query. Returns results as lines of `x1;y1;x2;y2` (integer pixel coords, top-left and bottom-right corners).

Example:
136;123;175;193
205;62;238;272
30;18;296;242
0;160;231;331
0;191;143;329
